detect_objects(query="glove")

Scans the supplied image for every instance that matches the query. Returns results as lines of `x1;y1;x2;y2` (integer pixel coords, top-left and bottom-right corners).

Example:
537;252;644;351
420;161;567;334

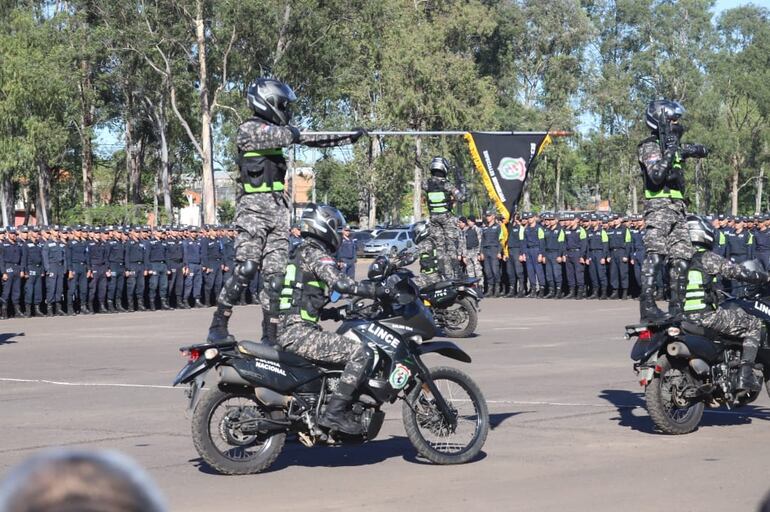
350;127;368;143
288;126;301;143
375;283;392;299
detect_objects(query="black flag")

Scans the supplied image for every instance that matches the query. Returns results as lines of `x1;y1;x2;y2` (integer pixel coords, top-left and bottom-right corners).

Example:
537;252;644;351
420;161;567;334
464;132;551;222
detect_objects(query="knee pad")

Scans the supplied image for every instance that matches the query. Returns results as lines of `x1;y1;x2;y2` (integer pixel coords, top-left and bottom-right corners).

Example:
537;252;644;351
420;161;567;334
669;258;688;279
641;253;662;283
234;260;258;286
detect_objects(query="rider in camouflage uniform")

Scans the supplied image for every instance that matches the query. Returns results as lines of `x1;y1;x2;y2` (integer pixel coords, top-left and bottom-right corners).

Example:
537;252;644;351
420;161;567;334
409;221;445;290
277;204;391;435
682;216;769;393
638;100;707;321
422;157;465;279
208;78;365;343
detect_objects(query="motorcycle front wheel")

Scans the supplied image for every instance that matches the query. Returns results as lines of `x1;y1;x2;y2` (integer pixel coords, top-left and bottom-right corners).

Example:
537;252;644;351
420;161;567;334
437;297;478;338
191;385;286;475
402;366;489;464
645;355;704;435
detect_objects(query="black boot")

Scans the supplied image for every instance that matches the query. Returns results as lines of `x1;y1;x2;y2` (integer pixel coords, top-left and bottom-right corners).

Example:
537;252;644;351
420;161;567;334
194;298;205;308
565;287;576;299
576;286;585;300
34;304;44;317
536;287;545;298
136;300;146;311
20;304;31;318
587;287;598;299
148;298;157;311
64;301;74;316
115;300;127;313
56;302;66;316
106;300;116;313
599;287;608;300
318;396;364;435
161;298;172;310
98;302;108;314
178;297;190;309
516;287;525;298
207;306;234;342
261;311;279;345
737;363;761;393
0;303;7;319
621;288;628;300
609;288;619;300
544;286;554;299
555;288;564;299
668;259;688;320
46;302;54;317
82;302;93;315
504;287;516;298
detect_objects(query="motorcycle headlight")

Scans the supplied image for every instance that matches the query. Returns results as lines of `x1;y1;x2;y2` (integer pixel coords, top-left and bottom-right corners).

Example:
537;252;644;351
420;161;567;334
409;335;423;345
666;327;681;337
204;348;219;360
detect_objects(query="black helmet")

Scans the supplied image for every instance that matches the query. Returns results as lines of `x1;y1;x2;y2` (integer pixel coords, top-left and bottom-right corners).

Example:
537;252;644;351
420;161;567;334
412;221;430;244
429;156;450;177
645;99;685;132
368;255;392;281
299;204;345;251
686;215;715;249
246;78;297;126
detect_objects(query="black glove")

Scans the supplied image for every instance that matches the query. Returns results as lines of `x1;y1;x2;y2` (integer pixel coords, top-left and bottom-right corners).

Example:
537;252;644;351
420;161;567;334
680;143;708;159
375;283;392;299
350;127;369;143
288;126;301;144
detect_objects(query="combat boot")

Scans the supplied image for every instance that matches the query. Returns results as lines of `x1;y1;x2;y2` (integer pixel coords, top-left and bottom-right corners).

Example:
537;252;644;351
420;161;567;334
115;300;128;313
81;302;93;315
136;300;146;311
46;302;54;317
536;287;545;298
504;287;516;298
516;287;526;298
161;298;172;310
148;299;157;311
194;298;205;308
318;396;364;435
64;301;74;316
654;287;665;301
737;363;761;393
587;287;598;299
0;303;7;320
599;287;608;300
260;312;279;345
178;297;191;309
55;302;66;316
621;288;628;300
609;288;619;300
33;304;44;317
543;286;554;299
19;304;31;318
207;306;234;343
565;287;576;299
556;288;564;299
106;300;116;313
576;286;585;300
98;302;108;314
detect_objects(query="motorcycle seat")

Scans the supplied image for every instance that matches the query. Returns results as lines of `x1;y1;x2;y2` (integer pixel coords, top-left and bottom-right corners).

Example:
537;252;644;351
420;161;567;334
680;322;743;343
421;280;453;292
237;340;316;368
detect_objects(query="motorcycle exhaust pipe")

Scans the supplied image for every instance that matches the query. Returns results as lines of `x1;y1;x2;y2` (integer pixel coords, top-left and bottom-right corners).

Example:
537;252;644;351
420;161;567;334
689;358;710;376
254;387;292;408
667;342;691;358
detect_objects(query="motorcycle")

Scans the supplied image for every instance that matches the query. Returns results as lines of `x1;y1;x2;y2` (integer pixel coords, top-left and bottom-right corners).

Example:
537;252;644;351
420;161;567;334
625;284;770;434
419;277;481;338
173;258;489;474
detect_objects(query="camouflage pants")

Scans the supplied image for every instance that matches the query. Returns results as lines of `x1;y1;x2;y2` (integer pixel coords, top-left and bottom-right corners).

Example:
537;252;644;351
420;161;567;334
413;271;443;290
234;192;289;310
430;213;462;277
686;307;762;361
465;253;483;282
278;319;369;394
642;198;693;260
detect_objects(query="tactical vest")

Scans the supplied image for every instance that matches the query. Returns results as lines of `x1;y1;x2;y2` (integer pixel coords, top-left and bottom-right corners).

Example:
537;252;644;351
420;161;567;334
640;136;684;200
426;178;450;214
278;250;327;323
239;148;286;193
683;250;717;313
465;227;479;250
419;248;439;274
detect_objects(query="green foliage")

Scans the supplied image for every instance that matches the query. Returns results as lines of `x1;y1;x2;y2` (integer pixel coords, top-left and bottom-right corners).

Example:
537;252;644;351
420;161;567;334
217;200;236;224
59;204;150;226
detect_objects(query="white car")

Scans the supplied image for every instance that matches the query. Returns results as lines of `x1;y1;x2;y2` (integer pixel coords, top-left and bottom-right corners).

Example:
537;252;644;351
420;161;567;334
362;229;414;257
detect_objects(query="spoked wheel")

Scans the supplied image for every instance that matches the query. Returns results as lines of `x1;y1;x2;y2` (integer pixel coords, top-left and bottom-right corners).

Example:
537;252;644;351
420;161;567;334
645;355;704;435
437;298;478;338
402;366;488;464
191;386;285;475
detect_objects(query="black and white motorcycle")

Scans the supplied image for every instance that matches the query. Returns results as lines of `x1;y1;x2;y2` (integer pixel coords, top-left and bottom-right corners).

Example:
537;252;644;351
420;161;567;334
173;258;488;474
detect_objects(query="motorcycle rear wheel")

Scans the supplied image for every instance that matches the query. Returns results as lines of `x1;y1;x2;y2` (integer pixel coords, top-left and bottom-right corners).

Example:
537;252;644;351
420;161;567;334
403;366;488;464
645;355;704;435
438;297;478;338
191;385;286;475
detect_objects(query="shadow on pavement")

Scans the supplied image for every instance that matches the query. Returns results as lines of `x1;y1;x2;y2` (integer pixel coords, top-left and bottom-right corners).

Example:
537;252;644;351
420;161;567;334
489;411;529;430
600;388;770;435
0;332;23;346
191;434;489;475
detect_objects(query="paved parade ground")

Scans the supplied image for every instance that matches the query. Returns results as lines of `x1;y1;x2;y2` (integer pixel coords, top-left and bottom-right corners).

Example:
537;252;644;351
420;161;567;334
2;281;770;510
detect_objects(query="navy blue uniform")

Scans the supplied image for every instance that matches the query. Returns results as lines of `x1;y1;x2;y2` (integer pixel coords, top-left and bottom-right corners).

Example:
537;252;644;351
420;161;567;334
68;240;89;310
147;237;168;308
726;230;754;296
543;227;564;295
1;241;23;308
183;239;203;302
480;223;502;292
221;236;236;286
202;237;223;304
586;228;608;295
336;237;357;279
165;237;185;305
630;228;645;291
523;224;545;292
22;241;44;309
43;240;68;305
107;240;126;308
753;229;770;271
505;223;526;294
125;239;149;308
87;240;110;308
564;227;587;290
606;226;630;294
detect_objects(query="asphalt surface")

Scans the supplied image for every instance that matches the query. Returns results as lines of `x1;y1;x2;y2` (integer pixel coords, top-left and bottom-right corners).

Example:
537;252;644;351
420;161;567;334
1;278;770;510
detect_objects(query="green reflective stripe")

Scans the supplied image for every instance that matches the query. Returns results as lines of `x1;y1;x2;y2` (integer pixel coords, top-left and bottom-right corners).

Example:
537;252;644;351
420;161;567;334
300;310;318;322
519;226;525;240
307;280;326;289
686;291;705;298
748;233;754;245
427;192;446;202
625;229;631;243
537;227;544;239
684;300;707;311
645;188;684;199
557;230;565;243
719;232;726;245
684;269;707;311
244;182;285;193
687;270;703;287
601;230;608;243
284;264;297;285
579;227;587;240
243;149;283;157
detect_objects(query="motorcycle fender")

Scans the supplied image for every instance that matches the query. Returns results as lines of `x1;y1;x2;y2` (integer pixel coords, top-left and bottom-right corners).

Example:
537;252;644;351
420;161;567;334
416;341;472;363
188;373;206;412
172;360;209;387
637;353;657;387
631;333;665;362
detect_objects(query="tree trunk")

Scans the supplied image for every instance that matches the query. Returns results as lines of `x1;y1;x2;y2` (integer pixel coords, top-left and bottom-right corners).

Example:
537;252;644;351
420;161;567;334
756;164;764;215
413;136;422;222
36;160;51;225
0;174;12;226
554;154;561;211
731;155;740;216
360;135;380;229
125;104;143;204
196;0;216;224
79;60;94;209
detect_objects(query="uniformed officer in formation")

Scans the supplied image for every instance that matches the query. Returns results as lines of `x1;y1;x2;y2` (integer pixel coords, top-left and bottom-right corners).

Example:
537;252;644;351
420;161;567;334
503;215;526;297
480;210;503;297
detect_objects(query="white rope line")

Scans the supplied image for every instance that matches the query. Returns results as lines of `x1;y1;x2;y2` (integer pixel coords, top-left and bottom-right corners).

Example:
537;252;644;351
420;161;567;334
0;377;177;390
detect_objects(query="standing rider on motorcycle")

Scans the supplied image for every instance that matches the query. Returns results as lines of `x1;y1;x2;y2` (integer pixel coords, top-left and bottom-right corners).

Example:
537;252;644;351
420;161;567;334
276;204;392;435
682;215;770;392
409;221;445;290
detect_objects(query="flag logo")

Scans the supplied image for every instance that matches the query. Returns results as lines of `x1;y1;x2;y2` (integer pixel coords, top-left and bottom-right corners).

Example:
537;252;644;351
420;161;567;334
498;157;527;181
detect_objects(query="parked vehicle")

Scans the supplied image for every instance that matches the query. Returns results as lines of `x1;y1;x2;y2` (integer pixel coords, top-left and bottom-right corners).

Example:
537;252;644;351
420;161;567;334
362;229;415;257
